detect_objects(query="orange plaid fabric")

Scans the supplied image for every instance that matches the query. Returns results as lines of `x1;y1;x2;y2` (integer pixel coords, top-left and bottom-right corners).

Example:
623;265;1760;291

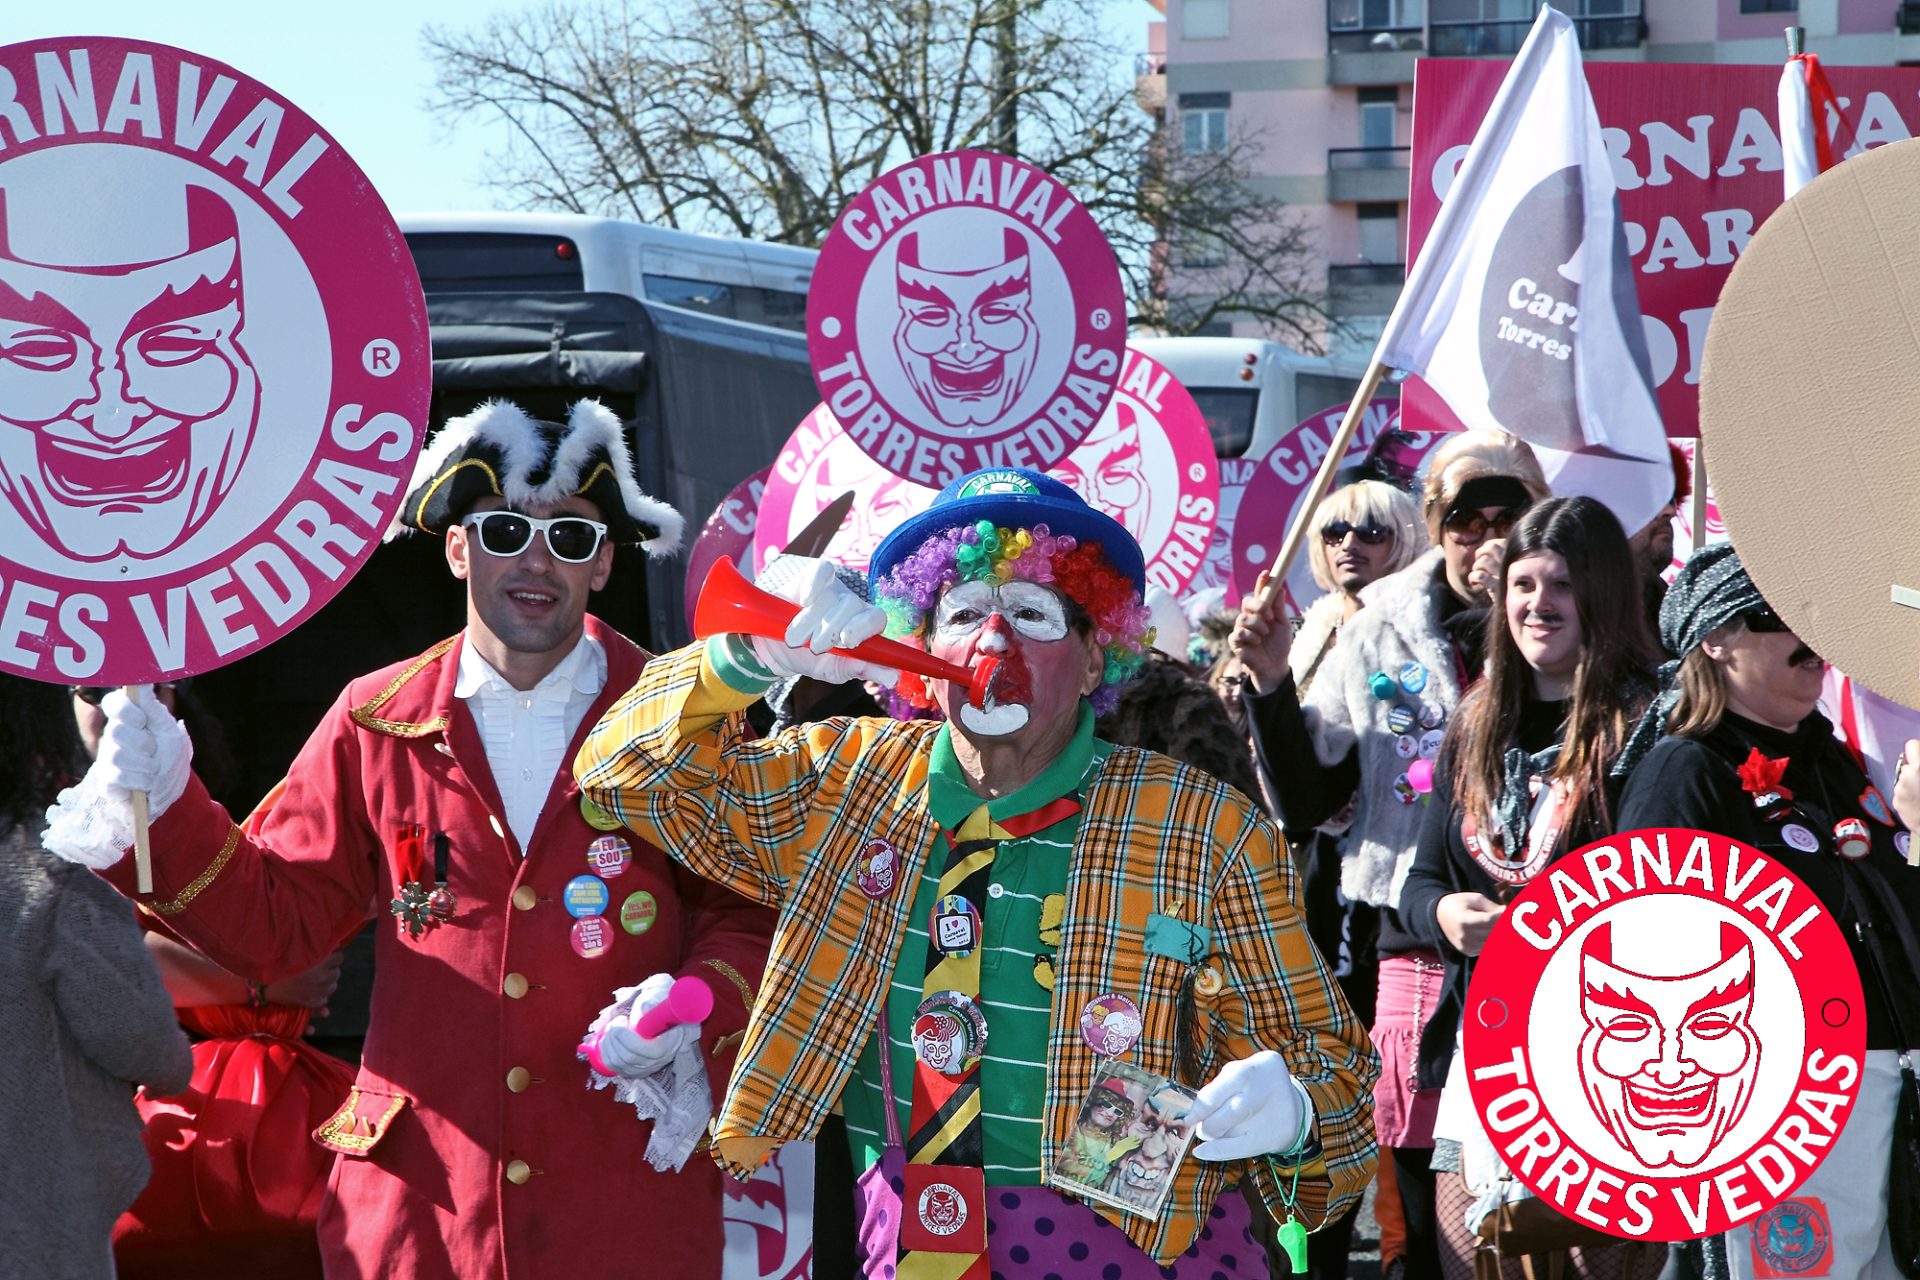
576;644;1379;1264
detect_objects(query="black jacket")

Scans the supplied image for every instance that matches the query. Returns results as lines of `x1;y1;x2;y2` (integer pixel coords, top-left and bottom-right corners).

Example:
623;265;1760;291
1616;710;1920;1050
1398;698;1617;1088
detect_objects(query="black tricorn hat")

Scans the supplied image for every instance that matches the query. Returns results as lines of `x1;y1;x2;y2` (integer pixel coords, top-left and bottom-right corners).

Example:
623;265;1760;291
387;399;684;556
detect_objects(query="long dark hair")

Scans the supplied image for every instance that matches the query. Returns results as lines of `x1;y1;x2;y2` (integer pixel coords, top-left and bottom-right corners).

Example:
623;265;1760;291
0;674;83;831
1450;497;1656;835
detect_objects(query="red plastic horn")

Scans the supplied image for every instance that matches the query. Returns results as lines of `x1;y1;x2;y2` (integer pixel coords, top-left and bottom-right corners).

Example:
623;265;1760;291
693;558;999;709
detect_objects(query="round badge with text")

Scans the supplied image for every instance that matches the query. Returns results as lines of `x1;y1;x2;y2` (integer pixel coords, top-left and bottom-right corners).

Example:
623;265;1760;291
0;37;430;685
570;915;611;959
587;834;631;878
619;890;657;936
1463;828;1864;1242
563;874;610;920
807;150;1125;486
912;990;988;1076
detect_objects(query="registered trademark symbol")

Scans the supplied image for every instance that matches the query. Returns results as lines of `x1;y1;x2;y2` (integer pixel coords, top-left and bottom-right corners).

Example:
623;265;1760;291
1089;308;1112;330
362;338;400;377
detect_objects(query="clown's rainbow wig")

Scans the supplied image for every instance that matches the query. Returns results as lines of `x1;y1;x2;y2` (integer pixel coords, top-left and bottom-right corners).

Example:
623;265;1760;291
872;520;1152;717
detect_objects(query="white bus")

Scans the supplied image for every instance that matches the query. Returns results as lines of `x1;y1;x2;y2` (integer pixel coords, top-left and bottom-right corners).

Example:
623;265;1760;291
1130;336;1391;460
396;211;819;333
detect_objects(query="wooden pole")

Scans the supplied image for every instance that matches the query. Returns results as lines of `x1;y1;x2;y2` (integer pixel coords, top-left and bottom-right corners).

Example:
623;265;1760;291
1258;359;1390;608
123;684;153;894
1689;436;1709;553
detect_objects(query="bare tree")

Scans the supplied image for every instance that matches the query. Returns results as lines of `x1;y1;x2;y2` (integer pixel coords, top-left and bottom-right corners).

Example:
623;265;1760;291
423;0;1331;345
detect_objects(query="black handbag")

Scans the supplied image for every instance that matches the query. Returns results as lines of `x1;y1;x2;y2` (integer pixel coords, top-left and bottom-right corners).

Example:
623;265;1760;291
1845;862;1920;1280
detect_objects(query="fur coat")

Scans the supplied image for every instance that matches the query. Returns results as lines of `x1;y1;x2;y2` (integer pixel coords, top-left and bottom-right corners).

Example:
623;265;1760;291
1301;549;1468;908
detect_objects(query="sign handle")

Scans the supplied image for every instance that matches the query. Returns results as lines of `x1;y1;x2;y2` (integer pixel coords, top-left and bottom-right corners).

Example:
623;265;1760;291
123;683;154;895
1258;359;1390;608
1689;437;1709;554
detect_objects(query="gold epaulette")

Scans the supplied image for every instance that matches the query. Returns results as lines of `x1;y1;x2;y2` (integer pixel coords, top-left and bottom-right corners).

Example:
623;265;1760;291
348;637;458;736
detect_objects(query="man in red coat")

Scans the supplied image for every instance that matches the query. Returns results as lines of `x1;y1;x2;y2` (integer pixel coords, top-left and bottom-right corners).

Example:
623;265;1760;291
46;399;775;1279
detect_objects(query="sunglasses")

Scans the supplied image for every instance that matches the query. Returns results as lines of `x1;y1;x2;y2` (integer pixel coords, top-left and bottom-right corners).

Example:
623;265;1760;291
1441;506;1524;541
1320;521;1391;547
1743;606;1793;634
461;511;608;563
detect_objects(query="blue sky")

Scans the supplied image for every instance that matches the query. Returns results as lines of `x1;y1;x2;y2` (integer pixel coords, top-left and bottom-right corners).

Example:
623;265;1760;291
20;1;1162;218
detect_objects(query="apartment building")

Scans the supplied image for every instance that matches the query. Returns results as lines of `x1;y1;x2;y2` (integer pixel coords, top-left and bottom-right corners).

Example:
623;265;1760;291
1142;0;1920;357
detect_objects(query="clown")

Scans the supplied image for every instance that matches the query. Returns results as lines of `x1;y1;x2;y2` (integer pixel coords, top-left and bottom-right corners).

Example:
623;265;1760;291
0;185;260;562
579;467;1378;1278
1578;920;1760;1170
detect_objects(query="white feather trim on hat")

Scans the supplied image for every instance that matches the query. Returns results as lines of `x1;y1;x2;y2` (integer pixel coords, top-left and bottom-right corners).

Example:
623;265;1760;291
542;400;685;557
382;398;685;557
382;399;546;542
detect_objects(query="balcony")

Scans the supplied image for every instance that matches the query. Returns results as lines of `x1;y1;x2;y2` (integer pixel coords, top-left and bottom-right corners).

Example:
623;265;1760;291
1328;147;1411;202
1328;27;1424;85
1428;14;1646;56
1328;262;1405;318
1134;51;1167;115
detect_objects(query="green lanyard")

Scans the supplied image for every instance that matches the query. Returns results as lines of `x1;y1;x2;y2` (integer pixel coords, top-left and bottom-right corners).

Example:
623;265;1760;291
1261;1154;1309;1274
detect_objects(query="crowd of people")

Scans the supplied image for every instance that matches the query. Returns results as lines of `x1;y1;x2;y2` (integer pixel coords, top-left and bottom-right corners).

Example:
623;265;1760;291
5;400;1917;1280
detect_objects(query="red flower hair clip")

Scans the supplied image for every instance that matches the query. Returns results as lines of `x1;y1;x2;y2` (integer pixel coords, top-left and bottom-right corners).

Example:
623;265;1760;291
1737;747;1793;800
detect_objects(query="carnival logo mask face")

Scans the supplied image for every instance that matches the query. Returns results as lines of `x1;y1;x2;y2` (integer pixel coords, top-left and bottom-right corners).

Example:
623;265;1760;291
894;229;1038;428
913;1011;962;1073
0;187;259;561
1054;402;1148;538
1579;922;1759;1169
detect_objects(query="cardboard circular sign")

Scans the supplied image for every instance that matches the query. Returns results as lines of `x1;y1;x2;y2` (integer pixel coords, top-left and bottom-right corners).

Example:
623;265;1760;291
684;465;771;632
1462;828;1863;1242
1699;137;1920;706
0;37;429;686
1227;404;1438;616
761;346;1219;594
807;149;1125;488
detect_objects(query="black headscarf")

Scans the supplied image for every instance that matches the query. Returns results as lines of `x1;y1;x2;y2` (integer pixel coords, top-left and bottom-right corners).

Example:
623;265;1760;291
1611;543;1768;777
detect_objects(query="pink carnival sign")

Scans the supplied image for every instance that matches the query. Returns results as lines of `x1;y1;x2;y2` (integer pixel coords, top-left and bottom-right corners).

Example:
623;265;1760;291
762;346;1219;594
684;466;771;631
1407;59;1920;438
1184;455;1256;605
1062;346;1218;595
806;149;1126;487
1228;404;1437;616
754;405;936;576
0;37;429;685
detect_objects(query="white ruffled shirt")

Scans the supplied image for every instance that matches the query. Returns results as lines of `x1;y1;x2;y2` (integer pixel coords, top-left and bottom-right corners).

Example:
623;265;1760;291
454;632;606;852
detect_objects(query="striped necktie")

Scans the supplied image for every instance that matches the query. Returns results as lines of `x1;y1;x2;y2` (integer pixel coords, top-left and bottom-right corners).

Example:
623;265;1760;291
897;797;1078;1277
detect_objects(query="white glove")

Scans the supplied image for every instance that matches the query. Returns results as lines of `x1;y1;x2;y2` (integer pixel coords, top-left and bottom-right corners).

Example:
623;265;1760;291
744;556;901;687
593;973;702;1079
1187;1051;1314;1162
95;687;194;818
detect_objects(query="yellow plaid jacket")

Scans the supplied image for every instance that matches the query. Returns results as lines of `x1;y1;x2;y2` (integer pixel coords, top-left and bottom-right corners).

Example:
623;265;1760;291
576;644;1379;1263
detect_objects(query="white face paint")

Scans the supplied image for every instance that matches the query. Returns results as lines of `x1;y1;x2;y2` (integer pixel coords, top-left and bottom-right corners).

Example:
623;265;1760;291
932;579;1070;646
958;699;1029;736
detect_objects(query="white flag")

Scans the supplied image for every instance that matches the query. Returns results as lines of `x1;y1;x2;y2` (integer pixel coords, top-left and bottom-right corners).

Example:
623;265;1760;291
1778;52;1839;200
1381;6;1669;535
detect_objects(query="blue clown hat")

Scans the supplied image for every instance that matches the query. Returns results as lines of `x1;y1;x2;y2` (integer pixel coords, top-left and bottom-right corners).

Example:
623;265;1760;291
867;468;1146;596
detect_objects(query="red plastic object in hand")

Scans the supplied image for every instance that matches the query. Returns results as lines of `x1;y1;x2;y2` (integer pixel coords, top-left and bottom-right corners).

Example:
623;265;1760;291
693;558;999;708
